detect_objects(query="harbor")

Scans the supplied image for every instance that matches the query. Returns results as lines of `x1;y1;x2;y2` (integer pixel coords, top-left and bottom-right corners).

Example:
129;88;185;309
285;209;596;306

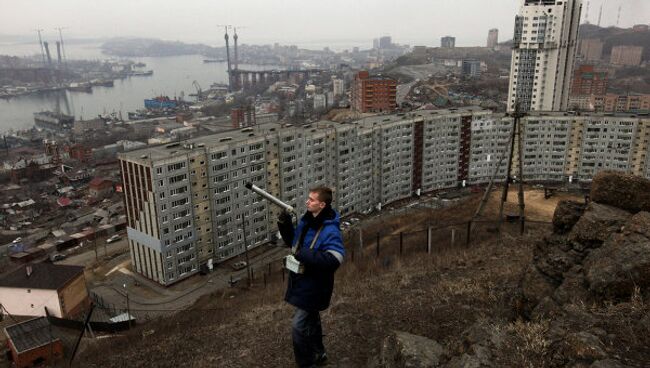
0;54;274;132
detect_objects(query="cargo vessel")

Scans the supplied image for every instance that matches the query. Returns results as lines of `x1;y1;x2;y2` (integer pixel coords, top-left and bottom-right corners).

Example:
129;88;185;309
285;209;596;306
33;111;75;131
144;96;178;109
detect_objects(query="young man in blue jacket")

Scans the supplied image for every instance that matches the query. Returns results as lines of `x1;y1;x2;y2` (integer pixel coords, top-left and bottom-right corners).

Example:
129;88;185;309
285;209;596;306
278;186;345;368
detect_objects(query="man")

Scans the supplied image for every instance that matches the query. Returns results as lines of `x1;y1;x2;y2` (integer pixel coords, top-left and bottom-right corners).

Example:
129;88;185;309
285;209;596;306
278;186;345;368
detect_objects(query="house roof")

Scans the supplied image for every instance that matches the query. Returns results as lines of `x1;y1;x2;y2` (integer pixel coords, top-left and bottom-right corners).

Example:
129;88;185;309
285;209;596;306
4;317;60;354
0;263;84;290
89;177;112;187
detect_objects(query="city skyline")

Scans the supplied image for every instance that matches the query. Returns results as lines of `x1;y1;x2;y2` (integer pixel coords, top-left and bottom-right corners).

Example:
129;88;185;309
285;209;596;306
0;0;647;51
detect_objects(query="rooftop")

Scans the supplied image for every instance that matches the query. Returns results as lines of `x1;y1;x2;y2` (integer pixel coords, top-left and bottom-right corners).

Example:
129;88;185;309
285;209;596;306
4;317;60;354
0;263;85;290
118;108;649;166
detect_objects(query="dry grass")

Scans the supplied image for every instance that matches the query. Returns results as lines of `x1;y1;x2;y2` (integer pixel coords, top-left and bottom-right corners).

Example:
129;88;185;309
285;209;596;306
74;188;650;367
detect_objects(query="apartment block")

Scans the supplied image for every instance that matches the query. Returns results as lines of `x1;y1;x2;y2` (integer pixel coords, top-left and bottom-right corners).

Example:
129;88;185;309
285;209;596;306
120;108;650;285
468;115;514;184
579;39;603;61
441;36;456;48
508;0;582;112
570;65;608;96
610;45;643;66
351;71;397;113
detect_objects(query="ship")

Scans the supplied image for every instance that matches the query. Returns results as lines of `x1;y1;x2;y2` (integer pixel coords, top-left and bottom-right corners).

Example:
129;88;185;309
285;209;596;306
144;96;178;110
67;82;92;93
130;70;153;76
203;58;226;63
33;111;75;131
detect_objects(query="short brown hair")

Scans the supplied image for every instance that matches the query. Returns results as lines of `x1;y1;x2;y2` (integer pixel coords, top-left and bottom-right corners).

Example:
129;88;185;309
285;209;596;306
310;186;333;206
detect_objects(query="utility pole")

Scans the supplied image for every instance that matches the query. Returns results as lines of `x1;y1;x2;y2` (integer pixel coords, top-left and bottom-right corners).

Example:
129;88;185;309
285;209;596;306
497;102;526;234
123;283;131;329
241;215;252;287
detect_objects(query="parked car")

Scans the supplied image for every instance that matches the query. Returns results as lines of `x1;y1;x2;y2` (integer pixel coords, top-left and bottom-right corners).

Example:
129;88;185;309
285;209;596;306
106;235;122;243
49;253;66;262
232;261;247;270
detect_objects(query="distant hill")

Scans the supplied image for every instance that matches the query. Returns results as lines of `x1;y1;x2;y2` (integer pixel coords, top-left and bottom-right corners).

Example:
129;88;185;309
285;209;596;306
101;38;220;57
579;24;650;61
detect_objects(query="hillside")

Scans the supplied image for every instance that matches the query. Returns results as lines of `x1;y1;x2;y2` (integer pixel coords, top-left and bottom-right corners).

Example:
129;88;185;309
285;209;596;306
75;179;650;367
579;24;650;61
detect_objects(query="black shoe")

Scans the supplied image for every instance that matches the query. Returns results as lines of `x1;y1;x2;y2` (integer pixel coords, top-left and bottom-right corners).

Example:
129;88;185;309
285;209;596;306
315;352;328;366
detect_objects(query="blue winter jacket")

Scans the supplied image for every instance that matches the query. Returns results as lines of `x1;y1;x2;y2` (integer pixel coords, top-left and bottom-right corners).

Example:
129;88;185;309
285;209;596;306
280;206;345;312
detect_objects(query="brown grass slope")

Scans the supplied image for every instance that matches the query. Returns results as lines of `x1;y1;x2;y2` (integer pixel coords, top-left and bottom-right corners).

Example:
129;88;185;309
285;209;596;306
75;190;650;367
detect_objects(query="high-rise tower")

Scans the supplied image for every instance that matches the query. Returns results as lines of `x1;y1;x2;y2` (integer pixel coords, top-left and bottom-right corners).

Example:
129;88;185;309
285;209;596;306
507;0;582;112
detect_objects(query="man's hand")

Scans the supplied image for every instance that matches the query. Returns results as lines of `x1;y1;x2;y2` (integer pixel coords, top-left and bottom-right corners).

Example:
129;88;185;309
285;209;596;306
278;210;292;225
277;211;294;246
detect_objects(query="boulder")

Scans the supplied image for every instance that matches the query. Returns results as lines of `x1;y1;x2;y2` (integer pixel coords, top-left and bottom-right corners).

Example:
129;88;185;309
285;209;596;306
553;266;591;305
590;171;650;213
590;359;631;368
379;331;445;368
568;203;630;248
553;200;587;234
534;237;581;282
584;212;650;299
531;296;563;320
562;331;607;362
521;265;558;314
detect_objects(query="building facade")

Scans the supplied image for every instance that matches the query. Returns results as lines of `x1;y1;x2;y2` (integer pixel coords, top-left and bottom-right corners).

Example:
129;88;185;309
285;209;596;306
487;29;499;48
441;36;456;48
610;45;644;66
508;0;582;112
120;108;650;285
570;65;608;96
462;59;482;78
351;71;397;113
579;38;603;61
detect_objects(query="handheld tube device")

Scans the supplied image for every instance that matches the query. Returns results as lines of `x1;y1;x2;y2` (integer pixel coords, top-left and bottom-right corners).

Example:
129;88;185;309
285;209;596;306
245;182;302;273
244;182;295;214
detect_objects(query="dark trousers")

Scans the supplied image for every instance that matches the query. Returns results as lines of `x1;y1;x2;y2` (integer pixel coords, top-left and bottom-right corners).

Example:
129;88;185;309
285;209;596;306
292;308;325;368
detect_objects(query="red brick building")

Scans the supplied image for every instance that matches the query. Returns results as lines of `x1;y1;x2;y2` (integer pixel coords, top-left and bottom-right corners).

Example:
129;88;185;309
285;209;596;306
570;65;608;96
65;144;92;162
351;71;397;113
88;177;114;199
231;107;255;128
4;317;64;368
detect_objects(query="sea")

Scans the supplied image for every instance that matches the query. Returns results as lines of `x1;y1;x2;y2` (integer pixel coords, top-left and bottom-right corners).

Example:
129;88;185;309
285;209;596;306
0;41;273;133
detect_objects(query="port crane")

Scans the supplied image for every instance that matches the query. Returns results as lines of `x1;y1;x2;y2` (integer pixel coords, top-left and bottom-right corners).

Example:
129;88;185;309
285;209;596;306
192;80;203;100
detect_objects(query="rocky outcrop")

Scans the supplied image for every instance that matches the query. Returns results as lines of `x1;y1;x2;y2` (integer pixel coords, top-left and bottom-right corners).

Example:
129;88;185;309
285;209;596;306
520;173;650;316
514;173;650;366
584;212;650;299
590;171;650;213
378;331;445;368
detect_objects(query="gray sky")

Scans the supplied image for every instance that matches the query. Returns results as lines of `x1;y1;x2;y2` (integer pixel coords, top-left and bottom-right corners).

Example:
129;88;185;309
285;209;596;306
0;0;647;50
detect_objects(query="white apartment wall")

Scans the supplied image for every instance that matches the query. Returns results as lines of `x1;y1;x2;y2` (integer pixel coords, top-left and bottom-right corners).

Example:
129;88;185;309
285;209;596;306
0;287;62;318
508;0;582;112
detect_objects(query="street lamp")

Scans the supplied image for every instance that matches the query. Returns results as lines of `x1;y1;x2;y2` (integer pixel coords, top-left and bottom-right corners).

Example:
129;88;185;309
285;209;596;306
123;283;131;329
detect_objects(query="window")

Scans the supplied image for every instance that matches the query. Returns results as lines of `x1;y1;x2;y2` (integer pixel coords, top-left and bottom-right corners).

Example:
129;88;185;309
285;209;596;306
168;174;187;184
212;151;227;160
170;186;188;196
171;198;189;208
167;162;186;171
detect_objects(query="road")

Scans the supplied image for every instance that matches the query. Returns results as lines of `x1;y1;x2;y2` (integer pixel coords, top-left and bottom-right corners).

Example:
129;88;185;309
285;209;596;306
88;245;291;319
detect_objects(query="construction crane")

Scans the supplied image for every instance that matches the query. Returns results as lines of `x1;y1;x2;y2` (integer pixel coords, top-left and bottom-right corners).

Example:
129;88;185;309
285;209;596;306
192;80;203;100
55;27;68;68
34;29;46;66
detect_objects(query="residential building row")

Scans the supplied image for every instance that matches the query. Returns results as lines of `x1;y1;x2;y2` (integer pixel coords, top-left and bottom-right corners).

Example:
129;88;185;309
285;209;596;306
119;107;650;285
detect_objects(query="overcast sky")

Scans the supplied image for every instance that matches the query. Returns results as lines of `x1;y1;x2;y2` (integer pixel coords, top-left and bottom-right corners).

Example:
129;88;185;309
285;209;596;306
0;0;647;50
